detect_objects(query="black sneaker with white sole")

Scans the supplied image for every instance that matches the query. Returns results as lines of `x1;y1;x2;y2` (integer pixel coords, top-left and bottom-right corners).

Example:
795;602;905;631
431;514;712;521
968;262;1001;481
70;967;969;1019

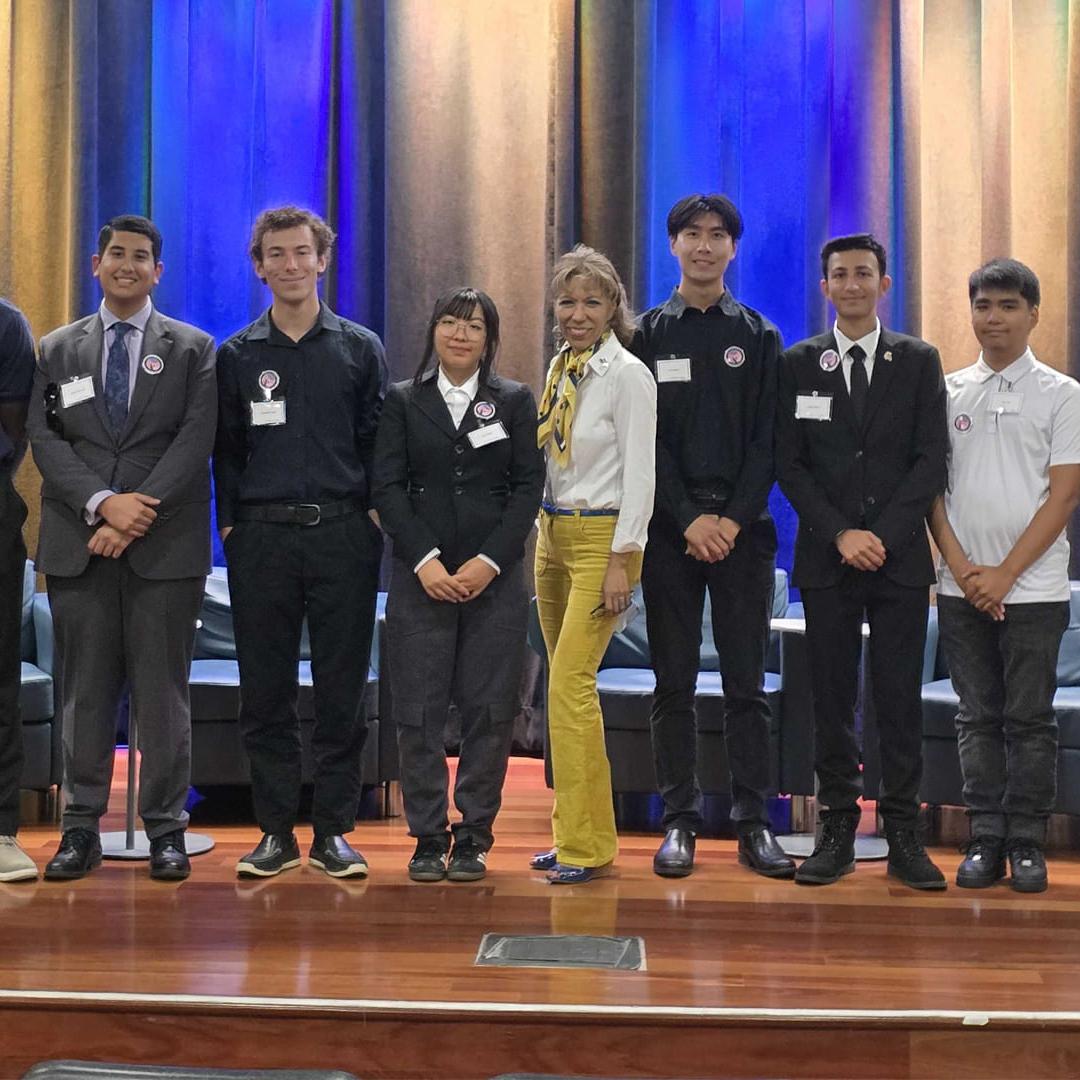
236;833;301;878
447;839;488;882
309;835;369;878
408;836;450;882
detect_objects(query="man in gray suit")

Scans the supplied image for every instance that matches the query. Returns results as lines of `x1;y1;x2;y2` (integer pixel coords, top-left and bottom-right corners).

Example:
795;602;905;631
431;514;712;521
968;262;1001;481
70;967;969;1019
28;214;216;881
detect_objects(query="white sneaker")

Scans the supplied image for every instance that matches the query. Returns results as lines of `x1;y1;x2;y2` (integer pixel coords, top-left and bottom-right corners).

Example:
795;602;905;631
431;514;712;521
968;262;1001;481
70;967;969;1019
0;835;38;882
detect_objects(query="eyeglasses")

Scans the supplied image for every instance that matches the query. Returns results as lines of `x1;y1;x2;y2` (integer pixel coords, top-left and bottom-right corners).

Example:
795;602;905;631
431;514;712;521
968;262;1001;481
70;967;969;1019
436;316;486;340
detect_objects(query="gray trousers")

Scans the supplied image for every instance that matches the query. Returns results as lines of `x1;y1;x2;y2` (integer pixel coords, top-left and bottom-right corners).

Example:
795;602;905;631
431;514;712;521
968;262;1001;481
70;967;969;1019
48;557;204;839
386;558;527;848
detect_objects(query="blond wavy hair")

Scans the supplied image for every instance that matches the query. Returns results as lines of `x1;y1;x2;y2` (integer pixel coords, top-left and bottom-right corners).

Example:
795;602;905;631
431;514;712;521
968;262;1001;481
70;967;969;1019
550;244;636;347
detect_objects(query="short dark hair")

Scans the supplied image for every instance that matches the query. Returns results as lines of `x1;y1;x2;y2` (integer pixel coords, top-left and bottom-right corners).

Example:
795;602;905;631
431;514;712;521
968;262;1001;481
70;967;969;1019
666;194;744;242
98;215;162;263
249;205;335;263
413;287;501;387
968;258;1040;308
820;233;887;279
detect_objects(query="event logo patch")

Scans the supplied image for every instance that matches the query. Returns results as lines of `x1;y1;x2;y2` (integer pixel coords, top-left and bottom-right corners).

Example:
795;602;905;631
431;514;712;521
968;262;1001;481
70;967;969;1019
954;413;973;433
819;349;840;372
724;346;745;368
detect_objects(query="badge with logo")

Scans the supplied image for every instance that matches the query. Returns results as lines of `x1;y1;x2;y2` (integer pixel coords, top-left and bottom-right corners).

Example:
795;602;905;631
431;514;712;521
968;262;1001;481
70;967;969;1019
141;354;164;376
258;370;280;396
724;346;745;368
473;401;496;421
954;413;973;433
819;349;840;372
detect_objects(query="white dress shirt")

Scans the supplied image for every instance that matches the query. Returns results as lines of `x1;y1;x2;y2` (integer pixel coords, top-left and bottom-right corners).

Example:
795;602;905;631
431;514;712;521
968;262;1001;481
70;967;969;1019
542;332;657;553
833;318;880;392
85;299;154;523
414;366;500;575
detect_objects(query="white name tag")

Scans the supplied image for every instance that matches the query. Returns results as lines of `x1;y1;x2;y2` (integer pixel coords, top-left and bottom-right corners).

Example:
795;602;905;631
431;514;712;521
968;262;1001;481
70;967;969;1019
250;399;287;426
795;393;832;421
60;376;95;408
656;356;692;383
988;391;1023;416
467;421;509;449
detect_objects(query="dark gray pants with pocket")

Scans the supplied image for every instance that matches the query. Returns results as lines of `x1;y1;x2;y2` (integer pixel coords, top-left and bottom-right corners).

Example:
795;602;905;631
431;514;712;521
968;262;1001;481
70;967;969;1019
386;558;527;848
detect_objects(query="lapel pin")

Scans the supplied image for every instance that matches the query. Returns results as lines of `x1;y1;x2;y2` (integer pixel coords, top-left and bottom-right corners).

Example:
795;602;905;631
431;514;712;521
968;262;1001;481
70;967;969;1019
883;350;893;362
141;354;164;375
819;349;840;372
473;400;495;421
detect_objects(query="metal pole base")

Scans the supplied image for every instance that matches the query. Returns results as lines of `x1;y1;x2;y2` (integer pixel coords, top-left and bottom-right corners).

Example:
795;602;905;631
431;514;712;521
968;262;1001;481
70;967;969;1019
776;833;889;861
100;831;216;860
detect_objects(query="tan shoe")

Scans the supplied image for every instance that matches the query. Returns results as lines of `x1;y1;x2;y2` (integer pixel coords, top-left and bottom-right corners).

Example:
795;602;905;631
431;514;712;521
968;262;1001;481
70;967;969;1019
0;836;38;882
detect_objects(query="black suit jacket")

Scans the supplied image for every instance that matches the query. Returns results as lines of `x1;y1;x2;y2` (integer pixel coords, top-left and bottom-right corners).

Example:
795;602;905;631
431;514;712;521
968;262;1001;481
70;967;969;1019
776;328;947;589
371;370;544;572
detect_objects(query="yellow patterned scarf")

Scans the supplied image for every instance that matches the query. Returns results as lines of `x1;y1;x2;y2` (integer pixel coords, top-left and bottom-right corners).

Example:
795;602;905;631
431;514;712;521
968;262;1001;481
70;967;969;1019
537;333;608;466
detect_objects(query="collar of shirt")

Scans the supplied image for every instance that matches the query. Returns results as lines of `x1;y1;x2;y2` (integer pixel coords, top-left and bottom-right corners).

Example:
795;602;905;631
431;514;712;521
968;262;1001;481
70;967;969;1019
247;301;344;343
437;366;480;402
974;347;1035;386
99;298;152;336
833;318;881;365
661;287;740;320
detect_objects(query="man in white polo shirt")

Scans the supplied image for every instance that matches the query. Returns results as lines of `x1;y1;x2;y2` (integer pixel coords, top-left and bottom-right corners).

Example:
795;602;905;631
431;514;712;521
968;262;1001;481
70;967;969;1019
930;258;1080;893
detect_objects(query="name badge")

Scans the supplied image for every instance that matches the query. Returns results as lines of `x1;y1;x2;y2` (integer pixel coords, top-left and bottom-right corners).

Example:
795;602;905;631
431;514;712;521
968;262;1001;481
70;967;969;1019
795;393;832;421
250;399;287;426
656;356;692;383
988;391;1023;416
60;375;95;409
467;421;509;449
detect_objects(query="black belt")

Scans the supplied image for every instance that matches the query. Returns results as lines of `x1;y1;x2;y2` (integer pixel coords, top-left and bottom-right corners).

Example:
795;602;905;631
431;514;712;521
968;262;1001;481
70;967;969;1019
234;499;365;526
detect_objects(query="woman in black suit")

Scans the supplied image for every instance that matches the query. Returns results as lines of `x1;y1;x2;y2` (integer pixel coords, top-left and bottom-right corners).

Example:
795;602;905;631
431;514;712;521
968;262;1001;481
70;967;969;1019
372;287;544;882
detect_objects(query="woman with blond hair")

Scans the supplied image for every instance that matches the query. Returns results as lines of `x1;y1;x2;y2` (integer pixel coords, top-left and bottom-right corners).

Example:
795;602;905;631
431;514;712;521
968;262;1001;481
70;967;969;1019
532;245;656;884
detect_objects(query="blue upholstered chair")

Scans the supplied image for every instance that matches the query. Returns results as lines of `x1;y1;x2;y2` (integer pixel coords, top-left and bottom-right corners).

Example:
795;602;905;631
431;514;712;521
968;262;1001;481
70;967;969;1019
20;561;59;793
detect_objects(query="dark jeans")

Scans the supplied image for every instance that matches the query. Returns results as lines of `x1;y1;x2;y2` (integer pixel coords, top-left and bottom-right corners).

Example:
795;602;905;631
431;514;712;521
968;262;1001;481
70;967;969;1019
226;512;382;837
0;479;25;835
641;513;777;834
937;594;1069;843
802;570;928;826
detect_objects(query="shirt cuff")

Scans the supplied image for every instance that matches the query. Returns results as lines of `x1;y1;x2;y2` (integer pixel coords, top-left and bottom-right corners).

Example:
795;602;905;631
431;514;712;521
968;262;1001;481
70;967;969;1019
414;548;441;573
477;554;501;575
84;490;114;526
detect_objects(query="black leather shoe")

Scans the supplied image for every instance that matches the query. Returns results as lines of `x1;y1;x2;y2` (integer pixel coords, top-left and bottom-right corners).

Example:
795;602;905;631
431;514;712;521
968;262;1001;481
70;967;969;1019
956;836;1006;889
653;827;695;878
447;838;488;882
309;835;369;878
795;815;857;885
738;827;796;878
1007;839;1048;893
236;833;301;878
886;826;946;890
149;830;190;881
44;828;103;881
408;836;450;882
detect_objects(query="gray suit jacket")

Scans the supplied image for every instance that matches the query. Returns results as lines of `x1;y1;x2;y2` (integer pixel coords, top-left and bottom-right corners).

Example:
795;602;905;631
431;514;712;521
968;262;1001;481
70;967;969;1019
28;309;217;579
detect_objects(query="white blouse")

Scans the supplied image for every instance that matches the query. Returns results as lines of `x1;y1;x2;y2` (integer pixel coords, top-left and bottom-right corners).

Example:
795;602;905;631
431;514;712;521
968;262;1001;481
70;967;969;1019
542;332;657;553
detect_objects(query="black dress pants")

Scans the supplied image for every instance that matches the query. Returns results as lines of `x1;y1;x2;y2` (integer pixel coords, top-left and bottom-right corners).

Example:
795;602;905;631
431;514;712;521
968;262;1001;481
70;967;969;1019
0;478;25;836
226;512;382;837
801;569;929;825
641;513;777;834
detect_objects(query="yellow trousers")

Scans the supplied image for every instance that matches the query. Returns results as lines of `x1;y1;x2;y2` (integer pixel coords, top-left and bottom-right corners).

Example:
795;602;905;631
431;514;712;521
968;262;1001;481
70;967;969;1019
535;513;643;867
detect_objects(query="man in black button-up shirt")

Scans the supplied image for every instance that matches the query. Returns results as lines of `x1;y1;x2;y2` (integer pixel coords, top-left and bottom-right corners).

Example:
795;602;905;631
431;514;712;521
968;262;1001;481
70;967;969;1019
632;194;793;880
215;206;387;880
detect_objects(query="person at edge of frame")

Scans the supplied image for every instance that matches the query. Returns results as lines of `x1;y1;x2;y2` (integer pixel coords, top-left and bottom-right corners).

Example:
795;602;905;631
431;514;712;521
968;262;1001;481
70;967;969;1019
531;244;657;885
372;286;544;883
929;258;1080;894
29;214;217;883
775;232;949;891
632;192;793;881
214;206;386;880
0;298;40;882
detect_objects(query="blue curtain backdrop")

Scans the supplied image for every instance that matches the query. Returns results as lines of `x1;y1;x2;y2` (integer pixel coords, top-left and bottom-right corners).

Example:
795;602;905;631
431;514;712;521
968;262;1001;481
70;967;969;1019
9;0;1077;575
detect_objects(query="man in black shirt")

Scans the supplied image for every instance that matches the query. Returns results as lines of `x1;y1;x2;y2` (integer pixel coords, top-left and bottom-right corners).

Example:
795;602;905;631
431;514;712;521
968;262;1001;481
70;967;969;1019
0;299;35;881
633;193;792;879
215;206;386;879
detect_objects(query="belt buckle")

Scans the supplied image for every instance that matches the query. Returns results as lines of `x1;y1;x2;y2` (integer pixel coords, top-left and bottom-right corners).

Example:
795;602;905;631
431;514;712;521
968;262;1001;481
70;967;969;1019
296;503;322;526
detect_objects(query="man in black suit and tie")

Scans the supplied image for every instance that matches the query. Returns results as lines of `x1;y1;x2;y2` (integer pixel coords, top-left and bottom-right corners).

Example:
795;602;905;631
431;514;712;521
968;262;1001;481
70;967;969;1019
776;233;948;889
29;214;217;881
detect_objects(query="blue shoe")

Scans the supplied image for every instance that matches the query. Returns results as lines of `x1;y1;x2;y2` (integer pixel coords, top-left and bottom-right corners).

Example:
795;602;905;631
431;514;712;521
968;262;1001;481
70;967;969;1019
547;862;612;885
529;848;558;871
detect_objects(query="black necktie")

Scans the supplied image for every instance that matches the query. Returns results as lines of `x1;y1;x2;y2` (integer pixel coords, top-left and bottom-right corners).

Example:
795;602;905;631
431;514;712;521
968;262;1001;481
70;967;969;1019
848;344;868;426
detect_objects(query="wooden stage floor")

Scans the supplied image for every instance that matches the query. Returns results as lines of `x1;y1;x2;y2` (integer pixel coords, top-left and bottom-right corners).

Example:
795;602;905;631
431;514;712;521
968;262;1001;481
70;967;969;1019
3;756;1080;1079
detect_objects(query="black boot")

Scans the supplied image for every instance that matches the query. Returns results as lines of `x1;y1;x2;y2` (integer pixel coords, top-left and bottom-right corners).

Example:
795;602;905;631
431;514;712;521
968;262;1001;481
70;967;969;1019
794;815;857;885
885;824;946;890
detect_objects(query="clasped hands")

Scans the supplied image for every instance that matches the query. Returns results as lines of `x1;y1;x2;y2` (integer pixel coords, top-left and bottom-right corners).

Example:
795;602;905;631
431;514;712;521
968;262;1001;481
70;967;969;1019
683;514;741;562
418;556;497;602
86;492;161;559
954;560;1009;622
